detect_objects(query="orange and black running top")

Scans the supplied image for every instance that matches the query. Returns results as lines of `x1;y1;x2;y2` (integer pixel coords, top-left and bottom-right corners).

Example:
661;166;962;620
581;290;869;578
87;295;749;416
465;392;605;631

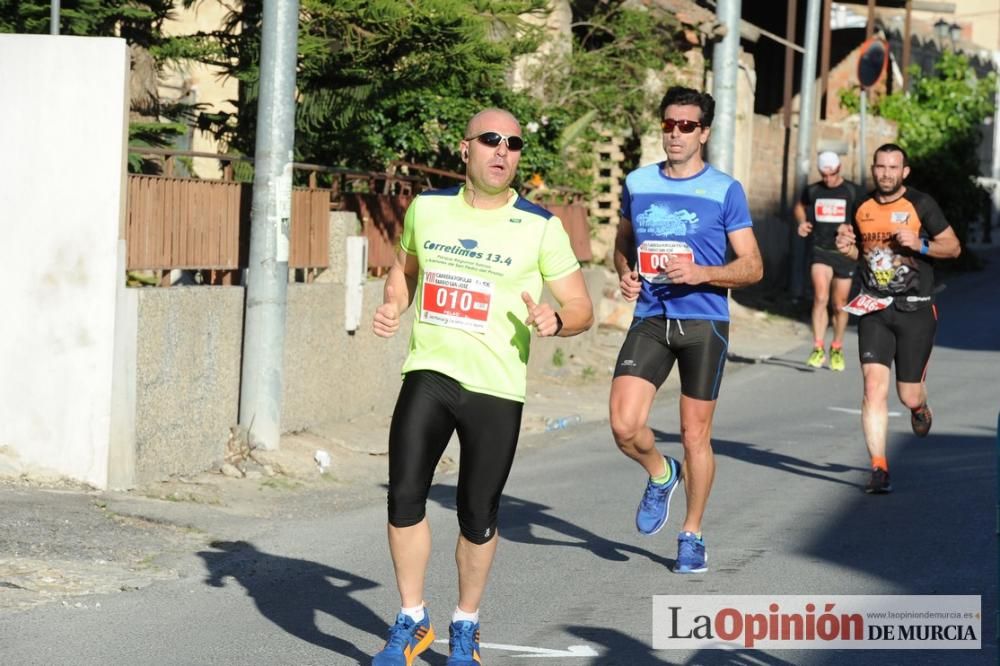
852;187;949;311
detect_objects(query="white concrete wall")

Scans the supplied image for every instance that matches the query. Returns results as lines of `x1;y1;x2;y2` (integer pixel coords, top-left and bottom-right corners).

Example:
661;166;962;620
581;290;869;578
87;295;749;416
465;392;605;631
0;35;129;488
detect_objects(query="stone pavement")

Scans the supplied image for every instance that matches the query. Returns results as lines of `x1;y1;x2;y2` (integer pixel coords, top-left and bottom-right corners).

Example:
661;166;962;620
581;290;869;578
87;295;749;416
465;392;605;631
0;300;811;615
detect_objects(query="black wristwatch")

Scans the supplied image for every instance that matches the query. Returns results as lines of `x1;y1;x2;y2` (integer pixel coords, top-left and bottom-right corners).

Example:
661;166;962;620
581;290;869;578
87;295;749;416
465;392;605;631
553;312;564;335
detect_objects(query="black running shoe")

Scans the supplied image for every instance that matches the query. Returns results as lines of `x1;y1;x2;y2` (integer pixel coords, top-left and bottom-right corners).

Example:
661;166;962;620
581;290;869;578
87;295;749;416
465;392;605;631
865;467;892;494
911;404;932;438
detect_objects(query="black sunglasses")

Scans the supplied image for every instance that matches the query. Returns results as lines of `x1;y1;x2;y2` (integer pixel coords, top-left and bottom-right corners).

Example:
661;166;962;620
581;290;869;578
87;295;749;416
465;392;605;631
661;118;702;134
464;131;525;151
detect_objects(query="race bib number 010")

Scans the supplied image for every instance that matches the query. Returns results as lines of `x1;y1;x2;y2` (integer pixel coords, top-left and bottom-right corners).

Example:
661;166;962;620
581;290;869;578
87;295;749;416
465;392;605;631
637;240;694;284
421;271;493;334
843;292;893;317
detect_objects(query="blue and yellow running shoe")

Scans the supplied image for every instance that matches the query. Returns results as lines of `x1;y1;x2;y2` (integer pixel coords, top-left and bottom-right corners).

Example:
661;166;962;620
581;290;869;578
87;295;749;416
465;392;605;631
372;611;435;666
672;531;708;574
635;456;681;535
446;620;481;665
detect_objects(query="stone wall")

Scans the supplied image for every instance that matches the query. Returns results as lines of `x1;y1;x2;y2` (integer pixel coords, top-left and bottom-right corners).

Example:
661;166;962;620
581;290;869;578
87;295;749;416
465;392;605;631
130;263;607;484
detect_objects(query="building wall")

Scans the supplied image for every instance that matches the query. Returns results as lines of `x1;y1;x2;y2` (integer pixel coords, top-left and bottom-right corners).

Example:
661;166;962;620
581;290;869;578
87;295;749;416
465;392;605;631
510;0;572;94
0;35;130;488
160;1;239;178
908;0;1000;53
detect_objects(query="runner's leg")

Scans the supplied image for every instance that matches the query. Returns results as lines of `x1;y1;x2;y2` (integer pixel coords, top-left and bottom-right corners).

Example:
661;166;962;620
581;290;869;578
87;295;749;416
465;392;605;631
387;372;459;607
810;263;833;346
894;306;936;409
830;276;852;347
861;363;892;461
678;395;717;534
453;387;522;613
610;376;663;476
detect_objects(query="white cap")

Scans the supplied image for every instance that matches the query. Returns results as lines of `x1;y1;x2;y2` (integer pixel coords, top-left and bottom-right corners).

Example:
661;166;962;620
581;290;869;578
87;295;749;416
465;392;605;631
817;151;841;172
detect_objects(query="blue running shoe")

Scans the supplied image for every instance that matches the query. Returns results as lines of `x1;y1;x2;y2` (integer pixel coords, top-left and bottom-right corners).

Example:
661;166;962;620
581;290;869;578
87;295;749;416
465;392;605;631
446;619;481;665
635;456;681;535
372;611;435;666
672;531;707;573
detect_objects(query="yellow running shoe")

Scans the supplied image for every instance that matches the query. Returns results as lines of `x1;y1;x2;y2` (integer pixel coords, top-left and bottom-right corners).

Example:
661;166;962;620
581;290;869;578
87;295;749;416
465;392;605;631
806;347;826;368
829;347;845;372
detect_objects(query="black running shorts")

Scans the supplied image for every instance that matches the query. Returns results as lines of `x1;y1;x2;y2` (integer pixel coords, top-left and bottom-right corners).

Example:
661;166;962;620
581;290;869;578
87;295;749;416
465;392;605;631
387;370;522;545
613;316;730;401
857;305;937;383
812;247;857;279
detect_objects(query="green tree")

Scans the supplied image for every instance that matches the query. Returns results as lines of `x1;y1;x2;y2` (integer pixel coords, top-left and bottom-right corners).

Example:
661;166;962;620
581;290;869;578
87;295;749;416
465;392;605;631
195;0;561;186
193;1;684;193
521;2;685;170
543;2;683;131
841;52;997;258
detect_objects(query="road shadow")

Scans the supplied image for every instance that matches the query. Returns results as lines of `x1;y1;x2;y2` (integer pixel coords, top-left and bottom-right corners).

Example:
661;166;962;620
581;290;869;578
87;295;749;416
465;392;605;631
425;484;674;568
651;430;866;488
731;283;810;323
196;541;438;665
797;431;998;665
923;247;999;352
798;430;997;585
563;624;798;665
728;352;825;373
932;273;1000;352
563;625;669;664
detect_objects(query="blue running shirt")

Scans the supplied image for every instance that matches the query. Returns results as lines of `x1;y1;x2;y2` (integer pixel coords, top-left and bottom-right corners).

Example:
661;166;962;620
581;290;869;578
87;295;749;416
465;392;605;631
620;163;753;321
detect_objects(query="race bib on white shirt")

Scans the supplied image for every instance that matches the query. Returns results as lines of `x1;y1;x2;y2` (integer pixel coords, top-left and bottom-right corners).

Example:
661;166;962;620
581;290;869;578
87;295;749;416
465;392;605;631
637;240;694;284
420;270;493;334
814;198;847;223
843;292;893;317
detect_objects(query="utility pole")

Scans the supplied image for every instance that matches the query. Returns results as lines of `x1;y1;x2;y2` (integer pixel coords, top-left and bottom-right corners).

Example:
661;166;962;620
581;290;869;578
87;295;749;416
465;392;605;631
50;1;59;35
238;0;299;450
790;0;823;300
709;0;741;175
990;49;1000;244
780;0;797;217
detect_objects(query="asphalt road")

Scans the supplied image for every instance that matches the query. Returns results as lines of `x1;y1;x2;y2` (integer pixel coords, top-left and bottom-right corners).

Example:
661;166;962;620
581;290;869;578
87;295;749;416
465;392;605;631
2;252;997;665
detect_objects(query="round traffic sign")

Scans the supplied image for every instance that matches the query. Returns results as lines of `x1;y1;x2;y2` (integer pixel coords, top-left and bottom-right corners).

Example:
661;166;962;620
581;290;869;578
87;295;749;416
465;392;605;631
857;37;889;88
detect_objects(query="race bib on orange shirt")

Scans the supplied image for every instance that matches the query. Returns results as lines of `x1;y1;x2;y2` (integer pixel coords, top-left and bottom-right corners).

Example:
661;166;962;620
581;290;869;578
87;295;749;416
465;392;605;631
420;271;493;334
637;240;694;284
843;292;893;317
814;198;847;223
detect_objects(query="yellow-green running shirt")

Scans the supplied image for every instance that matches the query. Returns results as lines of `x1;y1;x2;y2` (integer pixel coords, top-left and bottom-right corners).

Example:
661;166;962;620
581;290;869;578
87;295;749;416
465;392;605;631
400;186;580;402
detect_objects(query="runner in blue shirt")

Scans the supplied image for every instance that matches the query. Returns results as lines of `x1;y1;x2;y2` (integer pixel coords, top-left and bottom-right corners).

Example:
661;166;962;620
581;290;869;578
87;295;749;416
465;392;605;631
610;86;763;574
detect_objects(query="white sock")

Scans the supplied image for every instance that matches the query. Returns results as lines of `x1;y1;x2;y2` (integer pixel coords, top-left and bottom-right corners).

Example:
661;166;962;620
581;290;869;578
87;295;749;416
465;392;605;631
452;607;479;624
401;604;425;623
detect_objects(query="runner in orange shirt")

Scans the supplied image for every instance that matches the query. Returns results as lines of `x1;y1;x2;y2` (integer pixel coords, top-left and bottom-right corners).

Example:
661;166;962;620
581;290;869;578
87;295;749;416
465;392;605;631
835;144;960;493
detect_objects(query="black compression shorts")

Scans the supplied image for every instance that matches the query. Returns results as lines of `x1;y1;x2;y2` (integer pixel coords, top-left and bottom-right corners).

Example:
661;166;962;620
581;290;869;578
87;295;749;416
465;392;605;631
613;316;730;401
857;305;937;383
387;370;523;545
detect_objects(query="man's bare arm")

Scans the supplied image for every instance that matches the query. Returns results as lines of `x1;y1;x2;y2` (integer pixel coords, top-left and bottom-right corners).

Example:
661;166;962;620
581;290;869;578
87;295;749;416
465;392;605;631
666;227;763;288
